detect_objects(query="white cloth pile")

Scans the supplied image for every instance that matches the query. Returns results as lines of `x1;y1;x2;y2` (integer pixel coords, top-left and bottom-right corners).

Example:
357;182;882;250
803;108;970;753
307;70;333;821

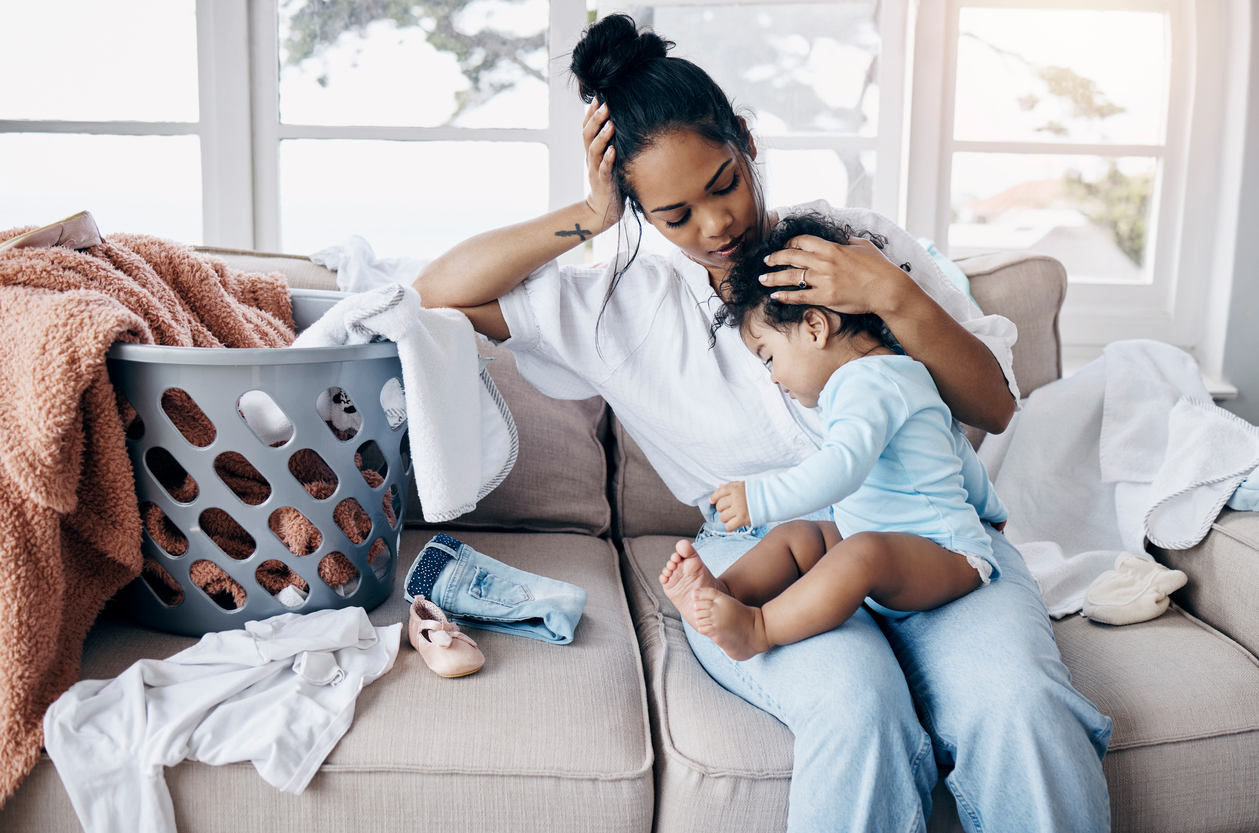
43;608;400;833
239;283;518;523
292;284;518;522
984;339;1259;621
310;235;429;295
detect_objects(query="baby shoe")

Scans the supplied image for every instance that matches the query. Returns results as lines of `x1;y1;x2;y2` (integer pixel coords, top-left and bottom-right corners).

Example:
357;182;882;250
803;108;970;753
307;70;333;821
408;595;484;678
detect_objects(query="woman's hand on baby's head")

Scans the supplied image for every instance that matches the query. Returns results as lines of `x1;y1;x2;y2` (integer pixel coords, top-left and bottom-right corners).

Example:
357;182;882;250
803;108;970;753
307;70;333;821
581;98;624;232
759;235;908;317
711;481;750;531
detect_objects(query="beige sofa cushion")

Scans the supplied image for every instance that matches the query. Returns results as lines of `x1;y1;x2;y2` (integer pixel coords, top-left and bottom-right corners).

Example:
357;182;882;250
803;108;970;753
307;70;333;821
959;251;1066;398
406;341;611;536
611;417;706;541
3;530;653;833
620;533;1259;833
1152;508;1259;658
196;247;340;292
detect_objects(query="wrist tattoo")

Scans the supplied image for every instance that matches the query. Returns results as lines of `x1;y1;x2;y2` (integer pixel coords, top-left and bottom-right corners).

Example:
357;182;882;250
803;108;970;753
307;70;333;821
555;224;593;241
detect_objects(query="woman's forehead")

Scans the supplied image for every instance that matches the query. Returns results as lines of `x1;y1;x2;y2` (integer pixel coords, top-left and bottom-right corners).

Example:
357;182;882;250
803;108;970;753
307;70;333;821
627;130;735;207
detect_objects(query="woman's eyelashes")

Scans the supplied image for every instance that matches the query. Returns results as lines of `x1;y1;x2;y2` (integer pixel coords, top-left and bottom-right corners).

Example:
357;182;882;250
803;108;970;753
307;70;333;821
662;173;742;229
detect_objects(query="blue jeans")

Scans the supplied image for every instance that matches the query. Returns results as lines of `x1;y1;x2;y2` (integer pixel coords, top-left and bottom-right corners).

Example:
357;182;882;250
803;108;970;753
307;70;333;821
686;514;1112;832
406;535;588;644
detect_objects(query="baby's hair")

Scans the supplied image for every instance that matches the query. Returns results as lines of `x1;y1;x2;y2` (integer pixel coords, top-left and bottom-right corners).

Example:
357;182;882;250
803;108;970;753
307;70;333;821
711;212;894;350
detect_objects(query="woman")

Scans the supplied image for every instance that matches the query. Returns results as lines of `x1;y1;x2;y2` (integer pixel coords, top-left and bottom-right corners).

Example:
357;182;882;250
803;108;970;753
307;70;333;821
416;14;1112;831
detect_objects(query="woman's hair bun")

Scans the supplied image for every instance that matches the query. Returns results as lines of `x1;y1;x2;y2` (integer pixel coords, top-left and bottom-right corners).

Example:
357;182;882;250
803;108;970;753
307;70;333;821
571;14;671;103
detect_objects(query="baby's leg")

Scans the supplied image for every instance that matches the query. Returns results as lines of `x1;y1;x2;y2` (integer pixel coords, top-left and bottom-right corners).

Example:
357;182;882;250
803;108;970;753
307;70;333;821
695;531;983;660
719;520;841;607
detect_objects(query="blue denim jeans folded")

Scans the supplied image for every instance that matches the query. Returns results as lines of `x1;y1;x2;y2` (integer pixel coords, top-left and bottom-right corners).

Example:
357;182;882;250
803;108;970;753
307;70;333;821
403;534;587;644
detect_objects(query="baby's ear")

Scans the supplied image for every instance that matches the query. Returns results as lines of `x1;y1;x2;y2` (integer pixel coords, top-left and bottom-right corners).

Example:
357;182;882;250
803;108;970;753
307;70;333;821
802;308;830;343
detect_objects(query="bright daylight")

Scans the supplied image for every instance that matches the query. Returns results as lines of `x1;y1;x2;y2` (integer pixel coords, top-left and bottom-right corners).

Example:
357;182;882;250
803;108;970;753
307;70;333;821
2;2;1258;832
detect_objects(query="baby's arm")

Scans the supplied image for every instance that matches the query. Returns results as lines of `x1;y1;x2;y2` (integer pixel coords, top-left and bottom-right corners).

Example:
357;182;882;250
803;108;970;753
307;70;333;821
739;366;907;527
951;428;1009;526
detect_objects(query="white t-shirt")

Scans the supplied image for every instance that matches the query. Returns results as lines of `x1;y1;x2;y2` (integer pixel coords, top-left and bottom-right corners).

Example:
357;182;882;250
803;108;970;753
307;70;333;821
497;201;1019;508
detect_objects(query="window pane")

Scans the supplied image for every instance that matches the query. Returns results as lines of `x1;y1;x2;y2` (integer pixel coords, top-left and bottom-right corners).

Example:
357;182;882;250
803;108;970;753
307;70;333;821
612;3;880;137
277;0;549;128
0;0;198;122
949;153;1156;284
954;8;1166;146
764;149;875;210
0;134;203;244
279;139;548;257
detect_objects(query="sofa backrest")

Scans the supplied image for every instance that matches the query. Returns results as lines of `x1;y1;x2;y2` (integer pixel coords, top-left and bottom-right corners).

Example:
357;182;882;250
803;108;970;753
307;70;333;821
199;247;1067;542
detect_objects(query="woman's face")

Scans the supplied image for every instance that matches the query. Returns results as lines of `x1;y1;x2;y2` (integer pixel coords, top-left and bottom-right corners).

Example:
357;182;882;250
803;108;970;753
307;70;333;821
623;129;762;286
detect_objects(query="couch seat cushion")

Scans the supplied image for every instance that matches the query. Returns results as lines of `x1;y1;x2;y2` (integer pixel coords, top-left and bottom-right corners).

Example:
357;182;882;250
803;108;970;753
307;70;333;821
620;535;1259;833
4;530;652;833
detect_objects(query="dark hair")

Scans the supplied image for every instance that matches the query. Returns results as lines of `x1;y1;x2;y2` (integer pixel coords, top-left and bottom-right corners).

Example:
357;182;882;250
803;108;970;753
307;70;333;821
569;14;766;344
711;212;894;350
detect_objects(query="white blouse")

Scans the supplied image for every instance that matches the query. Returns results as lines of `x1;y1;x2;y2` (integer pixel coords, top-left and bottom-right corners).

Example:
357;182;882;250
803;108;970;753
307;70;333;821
497;201;1019;509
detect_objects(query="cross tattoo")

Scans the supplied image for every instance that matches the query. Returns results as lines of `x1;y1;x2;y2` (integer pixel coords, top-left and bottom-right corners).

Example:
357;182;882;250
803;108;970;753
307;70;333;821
555;224;593;241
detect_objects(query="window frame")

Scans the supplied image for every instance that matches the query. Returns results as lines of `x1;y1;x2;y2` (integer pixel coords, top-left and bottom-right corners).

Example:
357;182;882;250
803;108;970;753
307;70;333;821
2;0;1248;385
904;0;1250;379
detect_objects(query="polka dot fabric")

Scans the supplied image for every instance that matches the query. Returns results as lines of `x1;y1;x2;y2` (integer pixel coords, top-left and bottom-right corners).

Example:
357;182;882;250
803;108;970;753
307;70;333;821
404;534;461;602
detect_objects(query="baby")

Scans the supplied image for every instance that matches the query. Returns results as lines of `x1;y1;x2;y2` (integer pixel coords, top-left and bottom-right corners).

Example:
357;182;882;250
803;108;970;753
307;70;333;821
660;213;1009;661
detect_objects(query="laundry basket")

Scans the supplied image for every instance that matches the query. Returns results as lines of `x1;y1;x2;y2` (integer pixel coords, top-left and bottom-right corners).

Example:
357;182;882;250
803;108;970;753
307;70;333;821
106;289;410;636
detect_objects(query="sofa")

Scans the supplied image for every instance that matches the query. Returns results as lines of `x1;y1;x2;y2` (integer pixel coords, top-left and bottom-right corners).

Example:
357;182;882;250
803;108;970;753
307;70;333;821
4;247;1258;833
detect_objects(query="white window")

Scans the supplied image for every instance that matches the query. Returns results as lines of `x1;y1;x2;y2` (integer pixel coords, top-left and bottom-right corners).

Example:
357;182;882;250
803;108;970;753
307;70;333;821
904;0;1250;385
0;0;203;244
1;0;1248;386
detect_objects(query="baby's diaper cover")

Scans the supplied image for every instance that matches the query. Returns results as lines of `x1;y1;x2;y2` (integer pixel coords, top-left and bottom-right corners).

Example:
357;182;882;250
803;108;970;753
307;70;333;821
403;534;587;644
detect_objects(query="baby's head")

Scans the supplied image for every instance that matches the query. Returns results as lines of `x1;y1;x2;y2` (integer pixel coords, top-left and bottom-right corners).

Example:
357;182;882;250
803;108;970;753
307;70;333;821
712;213;895;406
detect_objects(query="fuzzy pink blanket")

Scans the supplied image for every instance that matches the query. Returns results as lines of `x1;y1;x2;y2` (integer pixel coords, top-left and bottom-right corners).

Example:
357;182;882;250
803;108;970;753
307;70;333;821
0;229;295;806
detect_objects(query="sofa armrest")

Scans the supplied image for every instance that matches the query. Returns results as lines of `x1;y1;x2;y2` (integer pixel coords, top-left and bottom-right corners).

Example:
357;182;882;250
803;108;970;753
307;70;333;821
1151;508;1259;657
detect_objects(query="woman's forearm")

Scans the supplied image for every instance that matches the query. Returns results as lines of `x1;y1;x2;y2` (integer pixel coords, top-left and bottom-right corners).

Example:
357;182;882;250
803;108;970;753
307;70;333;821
880;276;1016;433
413;200;612;310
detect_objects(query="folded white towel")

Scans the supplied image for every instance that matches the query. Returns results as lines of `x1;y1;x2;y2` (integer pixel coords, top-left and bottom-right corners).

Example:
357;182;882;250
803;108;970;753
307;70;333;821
1082;552;1187;625
293;284;517;523
1144;397;1259;549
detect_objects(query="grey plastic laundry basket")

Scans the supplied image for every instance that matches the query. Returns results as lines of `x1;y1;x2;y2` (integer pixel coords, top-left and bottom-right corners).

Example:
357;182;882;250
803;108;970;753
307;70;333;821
106;289;410;636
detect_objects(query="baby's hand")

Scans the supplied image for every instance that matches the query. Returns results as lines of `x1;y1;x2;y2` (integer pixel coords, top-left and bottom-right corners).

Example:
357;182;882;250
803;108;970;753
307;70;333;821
711;481;750;531
992;519;1008;532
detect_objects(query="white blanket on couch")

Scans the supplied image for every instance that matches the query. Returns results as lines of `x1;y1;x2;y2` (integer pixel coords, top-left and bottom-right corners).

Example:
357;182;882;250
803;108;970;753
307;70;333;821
990;339;1259;616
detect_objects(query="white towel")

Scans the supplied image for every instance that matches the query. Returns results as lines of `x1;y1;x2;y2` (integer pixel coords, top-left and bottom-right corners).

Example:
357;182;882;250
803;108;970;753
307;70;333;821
310;235;429;295
293;284;518;523
995;339;1257;618
1144;397;1259;549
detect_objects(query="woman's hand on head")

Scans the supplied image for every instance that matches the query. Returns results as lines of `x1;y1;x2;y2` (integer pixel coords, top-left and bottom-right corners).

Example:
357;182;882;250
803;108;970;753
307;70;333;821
711;481;751;532
582;99;624;232
759;235;911;317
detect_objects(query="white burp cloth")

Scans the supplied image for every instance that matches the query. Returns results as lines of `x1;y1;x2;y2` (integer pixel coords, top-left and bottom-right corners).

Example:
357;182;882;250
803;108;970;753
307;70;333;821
1082;552;1188;626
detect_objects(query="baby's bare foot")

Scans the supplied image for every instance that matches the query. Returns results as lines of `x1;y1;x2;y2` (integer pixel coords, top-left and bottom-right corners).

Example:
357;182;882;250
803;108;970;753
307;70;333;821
693;588;772;661
659;540;727;631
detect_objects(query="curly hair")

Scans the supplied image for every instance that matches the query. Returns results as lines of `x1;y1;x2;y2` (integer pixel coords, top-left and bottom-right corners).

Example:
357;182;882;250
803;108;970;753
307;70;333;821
710;212;895;350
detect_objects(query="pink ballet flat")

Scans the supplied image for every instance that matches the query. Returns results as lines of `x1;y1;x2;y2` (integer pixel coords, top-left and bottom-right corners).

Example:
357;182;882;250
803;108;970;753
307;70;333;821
408;596;484;678
0;210;101;252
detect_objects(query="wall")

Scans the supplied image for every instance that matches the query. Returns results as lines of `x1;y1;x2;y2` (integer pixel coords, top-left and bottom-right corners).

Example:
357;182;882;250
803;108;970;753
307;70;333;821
1221;6;1259;426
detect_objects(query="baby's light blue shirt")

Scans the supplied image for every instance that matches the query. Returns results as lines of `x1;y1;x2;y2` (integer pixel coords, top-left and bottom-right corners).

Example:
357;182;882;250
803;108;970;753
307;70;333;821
744;354;1008;561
